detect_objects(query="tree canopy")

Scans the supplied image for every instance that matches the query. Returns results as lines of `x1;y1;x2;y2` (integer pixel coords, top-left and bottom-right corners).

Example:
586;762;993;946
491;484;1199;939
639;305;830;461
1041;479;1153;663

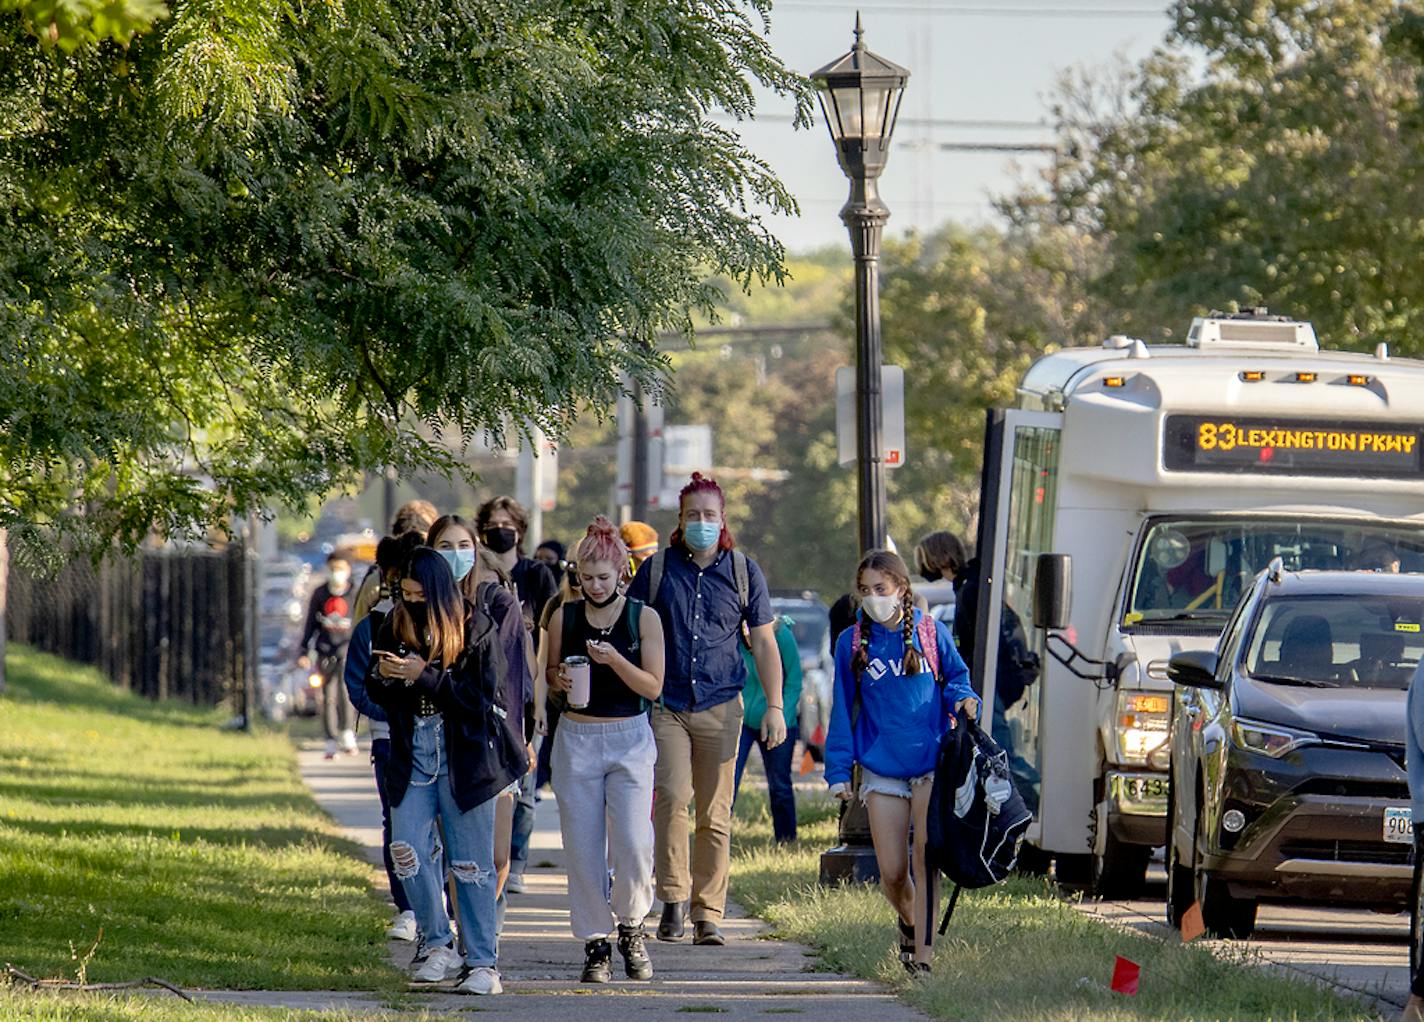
0;0;811;560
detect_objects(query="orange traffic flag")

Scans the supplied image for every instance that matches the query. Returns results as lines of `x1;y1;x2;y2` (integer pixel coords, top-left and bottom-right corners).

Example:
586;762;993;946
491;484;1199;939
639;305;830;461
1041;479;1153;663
1180;902;1205;942
799;748;815;776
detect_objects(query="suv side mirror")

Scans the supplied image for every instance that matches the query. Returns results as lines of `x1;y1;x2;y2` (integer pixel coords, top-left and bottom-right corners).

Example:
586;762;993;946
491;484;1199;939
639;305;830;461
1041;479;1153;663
1033;553;1072;630
1167;649;1222;690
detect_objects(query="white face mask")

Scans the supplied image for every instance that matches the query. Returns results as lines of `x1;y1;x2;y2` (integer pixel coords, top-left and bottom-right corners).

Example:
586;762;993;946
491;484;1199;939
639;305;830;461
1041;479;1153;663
862;593;901;624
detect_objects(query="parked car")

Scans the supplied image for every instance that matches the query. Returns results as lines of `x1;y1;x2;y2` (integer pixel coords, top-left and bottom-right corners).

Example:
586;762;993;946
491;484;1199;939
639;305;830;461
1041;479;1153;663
1166;563;1422;938
769;595;832;754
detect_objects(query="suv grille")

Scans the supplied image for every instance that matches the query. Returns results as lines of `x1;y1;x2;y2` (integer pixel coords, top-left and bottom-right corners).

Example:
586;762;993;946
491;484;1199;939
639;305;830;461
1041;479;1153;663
1279;840;1412;866
1293;778;1410;800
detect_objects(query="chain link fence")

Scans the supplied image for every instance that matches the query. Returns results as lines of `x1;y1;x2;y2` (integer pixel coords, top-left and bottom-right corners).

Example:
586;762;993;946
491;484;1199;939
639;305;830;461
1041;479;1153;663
6;544;255;709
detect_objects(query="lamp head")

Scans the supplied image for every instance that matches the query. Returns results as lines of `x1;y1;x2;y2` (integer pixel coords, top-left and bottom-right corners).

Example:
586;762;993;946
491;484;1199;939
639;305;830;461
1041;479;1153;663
810;13;910;181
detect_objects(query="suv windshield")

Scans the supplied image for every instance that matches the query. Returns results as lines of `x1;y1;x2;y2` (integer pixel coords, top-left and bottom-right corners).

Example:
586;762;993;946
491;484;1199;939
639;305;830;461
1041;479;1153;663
771;602;829;652
1127;518;1424;625
1243;594;1424;690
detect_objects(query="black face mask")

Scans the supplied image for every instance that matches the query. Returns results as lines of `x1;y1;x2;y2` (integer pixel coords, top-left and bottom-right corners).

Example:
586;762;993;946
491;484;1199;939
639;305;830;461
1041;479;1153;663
483;527;518;554
921;566;943;583
585;589;619;608
404;602;428;631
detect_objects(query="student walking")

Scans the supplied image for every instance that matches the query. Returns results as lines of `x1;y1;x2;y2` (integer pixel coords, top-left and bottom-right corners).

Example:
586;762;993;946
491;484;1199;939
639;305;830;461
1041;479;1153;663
545;517;666;982
626;473;785;947
731;614;803;844
299;550;358;758
824;550;978;974
1404;662;1424;1022
368;547;526;995
344;531;425;942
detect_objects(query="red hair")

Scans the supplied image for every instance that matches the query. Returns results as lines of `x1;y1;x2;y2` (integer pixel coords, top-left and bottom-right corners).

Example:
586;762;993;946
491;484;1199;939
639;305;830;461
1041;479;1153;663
670;472;736;551
576;515;629;572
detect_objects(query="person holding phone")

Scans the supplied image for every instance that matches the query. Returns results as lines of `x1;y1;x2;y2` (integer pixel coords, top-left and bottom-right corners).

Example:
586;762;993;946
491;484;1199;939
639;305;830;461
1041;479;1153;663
543;517;665;984
367;547;522;996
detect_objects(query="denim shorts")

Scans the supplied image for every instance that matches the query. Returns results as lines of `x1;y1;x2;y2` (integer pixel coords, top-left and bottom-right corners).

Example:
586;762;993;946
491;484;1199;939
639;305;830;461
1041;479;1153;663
860;766;933;803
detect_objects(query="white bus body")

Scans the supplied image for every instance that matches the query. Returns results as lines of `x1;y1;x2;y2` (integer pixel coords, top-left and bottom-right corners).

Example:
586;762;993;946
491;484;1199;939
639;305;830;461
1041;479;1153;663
974;315;1424;893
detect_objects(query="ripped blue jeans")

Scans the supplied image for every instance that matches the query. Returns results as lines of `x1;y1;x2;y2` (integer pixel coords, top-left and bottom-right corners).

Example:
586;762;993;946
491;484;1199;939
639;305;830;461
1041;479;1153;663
389;714;499;967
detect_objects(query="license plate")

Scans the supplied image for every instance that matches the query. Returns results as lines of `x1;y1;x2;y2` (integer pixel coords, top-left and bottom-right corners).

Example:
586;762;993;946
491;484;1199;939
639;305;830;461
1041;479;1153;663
1384;806;1414;844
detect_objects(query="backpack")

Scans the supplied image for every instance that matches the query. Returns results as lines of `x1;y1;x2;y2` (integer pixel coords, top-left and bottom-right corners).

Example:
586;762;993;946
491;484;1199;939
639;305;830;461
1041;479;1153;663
645;548;749;612
925;719;1033;936
995;605;1041;709
458;582;529;806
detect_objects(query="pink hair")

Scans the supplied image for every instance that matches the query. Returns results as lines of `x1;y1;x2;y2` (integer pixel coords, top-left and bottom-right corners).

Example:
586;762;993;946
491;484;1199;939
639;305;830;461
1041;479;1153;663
670;472;736;552
576;515;629;570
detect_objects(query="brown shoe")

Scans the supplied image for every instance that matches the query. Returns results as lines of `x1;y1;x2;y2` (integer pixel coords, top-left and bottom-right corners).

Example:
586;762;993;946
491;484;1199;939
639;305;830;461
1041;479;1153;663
692;921;725;946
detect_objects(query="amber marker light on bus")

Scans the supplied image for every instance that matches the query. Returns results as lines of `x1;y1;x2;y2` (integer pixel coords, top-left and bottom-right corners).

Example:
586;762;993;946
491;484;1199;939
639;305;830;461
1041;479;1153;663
1239;370;1266;382
1348;374;1371;386
1103;376;1126;387
1294;371;1318;383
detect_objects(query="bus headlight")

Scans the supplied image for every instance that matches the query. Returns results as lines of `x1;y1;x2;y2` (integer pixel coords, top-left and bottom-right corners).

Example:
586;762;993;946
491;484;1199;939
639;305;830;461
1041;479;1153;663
1115;691;1170;766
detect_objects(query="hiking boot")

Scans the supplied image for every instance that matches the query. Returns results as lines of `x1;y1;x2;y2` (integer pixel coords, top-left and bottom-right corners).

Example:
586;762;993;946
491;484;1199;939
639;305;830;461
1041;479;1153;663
580;938;613;983
617;924;653;980
657;900;686;941
455;965;503;995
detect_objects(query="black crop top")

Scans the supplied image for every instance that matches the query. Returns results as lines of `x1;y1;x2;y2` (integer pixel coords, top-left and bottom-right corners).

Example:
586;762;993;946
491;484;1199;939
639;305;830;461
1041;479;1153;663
560;598;648;718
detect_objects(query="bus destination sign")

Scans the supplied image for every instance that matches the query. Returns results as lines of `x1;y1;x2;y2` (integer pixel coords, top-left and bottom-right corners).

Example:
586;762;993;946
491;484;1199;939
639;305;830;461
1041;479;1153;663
1163;415;1424;478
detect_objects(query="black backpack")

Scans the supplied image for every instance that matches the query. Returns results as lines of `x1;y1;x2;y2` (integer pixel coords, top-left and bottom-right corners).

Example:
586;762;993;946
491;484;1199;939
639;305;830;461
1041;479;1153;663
926;718;1033;934
457;583;528;806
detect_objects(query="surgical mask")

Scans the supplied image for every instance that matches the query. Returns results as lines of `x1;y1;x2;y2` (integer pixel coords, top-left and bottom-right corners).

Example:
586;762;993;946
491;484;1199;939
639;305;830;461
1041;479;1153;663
439;548;476;582
862;594;902;625
329;570;351;591
483;527;518;554
683;521;721;552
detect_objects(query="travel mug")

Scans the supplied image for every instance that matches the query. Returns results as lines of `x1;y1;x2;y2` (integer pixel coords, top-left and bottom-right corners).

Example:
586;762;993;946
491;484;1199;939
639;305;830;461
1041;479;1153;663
565;655;591;709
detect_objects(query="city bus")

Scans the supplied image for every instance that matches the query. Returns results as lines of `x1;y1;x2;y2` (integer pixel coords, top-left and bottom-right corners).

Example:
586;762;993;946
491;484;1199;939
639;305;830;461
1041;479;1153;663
970;311;1424;896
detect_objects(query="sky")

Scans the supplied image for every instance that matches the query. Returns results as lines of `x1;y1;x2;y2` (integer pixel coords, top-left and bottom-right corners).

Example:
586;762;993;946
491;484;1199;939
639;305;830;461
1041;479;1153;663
737;0;1175;252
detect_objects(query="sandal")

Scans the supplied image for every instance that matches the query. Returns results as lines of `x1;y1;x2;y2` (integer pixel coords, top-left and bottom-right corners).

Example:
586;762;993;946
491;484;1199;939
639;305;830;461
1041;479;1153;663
896;918;915;968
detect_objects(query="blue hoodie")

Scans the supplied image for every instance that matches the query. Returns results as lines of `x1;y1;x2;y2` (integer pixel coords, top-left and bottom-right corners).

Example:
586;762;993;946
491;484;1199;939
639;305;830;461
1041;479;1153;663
824;608;975;787
1408;662;1424;826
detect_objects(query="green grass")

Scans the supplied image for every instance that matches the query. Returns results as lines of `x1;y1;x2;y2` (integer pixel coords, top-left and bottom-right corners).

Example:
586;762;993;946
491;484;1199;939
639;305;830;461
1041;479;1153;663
728;788;1381;1021
0;647;398;993
0;988;460;1021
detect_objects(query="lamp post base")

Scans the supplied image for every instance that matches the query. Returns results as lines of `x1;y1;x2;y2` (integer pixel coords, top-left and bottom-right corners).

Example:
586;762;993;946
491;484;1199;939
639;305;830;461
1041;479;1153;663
819;843;881;886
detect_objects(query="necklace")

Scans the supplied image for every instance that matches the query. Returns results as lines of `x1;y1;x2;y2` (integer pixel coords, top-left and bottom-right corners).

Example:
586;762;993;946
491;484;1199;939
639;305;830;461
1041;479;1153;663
585;597;623;638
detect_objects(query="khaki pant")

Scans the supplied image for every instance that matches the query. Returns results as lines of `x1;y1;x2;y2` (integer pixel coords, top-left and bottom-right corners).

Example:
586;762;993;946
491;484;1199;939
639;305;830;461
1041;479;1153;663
652;697;743;923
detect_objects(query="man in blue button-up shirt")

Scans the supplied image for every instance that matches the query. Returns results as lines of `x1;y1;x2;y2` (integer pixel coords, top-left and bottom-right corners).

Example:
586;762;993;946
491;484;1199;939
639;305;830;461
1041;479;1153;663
626;474;785;948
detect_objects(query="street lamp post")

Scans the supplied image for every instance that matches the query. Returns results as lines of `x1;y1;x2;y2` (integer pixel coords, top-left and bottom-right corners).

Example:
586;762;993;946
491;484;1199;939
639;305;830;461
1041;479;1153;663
812;16;909;885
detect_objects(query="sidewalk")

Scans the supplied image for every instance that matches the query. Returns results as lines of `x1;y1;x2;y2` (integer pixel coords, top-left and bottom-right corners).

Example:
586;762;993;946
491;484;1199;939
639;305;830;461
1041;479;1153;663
200;740;923;1019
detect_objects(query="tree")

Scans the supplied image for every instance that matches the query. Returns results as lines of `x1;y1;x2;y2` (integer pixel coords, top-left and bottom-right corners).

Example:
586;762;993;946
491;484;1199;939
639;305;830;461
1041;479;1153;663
1010;0;1424;350
0;0;812;563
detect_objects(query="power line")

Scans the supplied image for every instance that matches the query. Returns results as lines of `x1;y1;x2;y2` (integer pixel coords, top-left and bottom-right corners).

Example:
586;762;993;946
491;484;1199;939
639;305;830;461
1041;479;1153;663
778;2;1164;16
714;111;1049;131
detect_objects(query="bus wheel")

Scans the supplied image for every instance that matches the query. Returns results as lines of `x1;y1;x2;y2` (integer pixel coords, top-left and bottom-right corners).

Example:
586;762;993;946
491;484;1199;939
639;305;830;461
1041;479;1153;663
1015;842;1051;877
1092;826;1150;900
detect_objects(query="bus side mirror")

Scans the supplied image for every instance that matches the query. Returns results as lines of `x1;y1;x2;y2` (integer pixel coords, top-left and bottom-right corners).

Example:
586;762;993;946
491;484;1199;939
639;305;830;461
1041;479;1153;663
1034;553;1072;631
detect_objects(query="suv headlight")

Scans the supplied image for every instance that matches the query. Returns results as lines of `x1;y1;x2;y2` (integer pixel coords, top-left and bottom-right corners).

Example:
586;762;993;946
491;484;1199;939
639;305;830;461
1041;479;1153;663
1231;718;1318;758
1115;691;1170;766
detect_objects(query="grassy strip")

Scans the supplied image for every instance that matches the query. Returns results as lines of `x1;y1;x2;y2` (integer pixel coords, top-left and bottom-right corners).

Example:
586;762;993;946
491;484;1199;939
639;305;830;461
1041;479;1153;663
0;989;433;1022
729;787;1379;1021
0;647;397;992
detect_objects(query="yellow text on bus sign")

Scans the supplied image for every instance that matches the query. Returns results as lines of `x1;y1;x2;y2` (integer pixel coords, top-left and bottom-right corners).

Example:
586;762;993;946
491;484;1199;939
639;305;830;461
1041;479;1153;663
1196;422;1419;456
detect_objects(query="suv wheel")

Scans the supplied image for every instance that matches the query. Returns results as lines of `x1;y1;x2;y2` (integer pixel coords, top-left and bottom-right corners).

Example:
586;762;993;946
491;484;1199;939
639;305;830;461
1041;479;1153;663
1165;778;1193;928
1410;839;1424;994
1194;804;1257;939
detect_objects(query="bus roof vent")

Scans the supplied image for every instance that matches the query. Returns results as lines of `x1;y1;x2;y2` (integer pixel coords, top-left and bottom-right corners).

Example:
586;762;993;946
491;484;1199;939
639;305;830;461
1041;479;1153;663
1186;311;1318;352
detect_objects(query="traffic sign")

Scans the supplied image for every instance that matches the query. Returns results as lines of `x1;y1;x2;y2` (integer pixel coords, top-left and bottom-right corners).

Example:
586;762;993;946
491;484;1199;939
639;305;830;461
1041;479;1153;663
836;365;905;469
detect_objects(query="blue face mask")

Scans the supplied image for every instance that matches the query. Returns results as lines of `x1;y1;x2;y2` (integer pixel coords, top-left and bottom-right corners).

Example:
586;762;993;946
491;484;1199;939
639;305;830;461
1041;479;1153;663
683;521;721;552
439;548;476;582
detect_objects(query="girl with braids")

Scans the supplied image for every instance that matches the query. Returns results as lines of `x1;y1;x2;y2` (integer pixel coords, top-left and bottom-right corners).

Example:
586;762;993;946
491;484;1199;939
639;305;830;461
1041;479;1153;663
824;550;978;976
545;516;665;984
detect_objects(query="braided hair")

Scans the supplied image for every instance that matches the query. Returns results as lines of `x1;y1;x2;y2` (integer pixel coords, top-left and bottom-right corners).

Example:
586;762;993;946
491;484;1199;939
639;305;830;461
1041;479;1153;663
850;550;923;678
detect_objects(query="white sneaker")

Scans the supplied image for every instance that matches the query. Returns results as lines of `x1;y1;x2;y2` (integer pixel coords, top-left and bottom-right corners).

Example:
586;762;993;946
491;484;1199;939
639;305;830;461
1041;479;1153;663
340;728;358;754
411;942;462;983
456;966;503;995
385;910;417;941
504;874;526;894
323;739;338;760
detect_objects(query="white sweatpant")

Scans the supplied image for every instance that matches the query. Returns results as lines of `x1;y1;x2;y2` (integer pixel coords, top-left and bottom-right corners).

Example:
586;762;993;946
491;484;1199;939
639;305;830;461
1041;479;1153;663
552;714;657;941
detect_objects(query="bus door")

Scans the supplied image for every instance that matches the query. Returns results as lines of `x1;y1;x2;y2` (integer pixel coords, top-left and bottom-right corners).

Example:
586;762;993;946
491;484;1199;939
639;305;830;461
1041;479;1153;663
972;408;1062;818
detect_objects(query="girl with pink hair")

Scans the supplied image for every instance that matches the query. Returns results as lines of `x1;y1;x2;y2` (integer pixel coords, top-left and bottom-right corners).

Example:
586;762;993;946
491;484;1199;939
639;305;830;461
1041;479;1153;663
545;516;666;984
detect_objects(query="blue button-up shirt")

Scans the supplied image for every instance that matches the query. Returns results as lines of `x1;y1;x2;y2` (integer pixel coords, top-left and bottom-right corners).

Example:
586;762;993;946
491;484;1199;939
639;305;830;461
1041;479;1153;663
627;546;773;712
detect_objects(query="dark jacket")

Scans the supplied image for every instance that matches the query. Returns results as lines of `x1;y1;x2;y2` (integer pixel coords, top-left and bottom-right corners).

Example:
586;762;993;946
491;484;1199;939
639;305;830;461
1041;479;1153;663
366;600;519;813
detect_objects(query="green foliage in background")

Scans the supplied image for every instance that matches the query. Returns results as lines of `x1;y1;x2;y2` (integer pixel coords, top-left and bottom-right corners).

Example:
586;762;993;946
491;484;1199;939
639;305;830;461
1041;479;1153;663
0;0;811;561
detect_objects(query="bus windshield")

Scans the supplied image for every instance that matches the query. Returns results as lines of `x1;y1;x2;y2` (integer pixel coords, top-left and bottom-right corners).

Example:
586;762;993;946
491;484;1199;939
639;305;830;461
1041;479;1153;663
1126;518;1424;625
